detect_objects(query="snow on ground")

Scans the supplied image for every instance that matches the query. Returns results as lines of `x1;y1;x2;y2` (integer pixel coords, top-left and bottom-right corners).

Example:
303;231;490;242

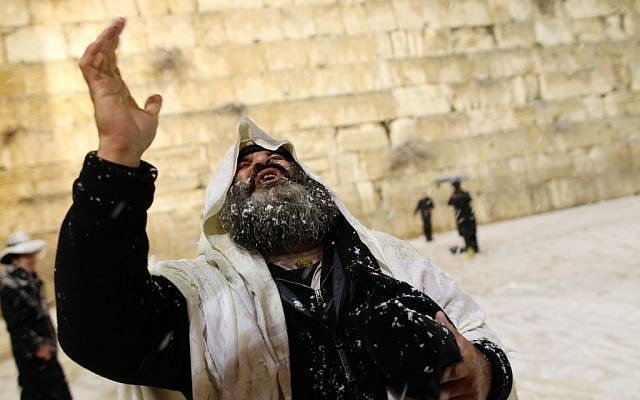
1;196;638;399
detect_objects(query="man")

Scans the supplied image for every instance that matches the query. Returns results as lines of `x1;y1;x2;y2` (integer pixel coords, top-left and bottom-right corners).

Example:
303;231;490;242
448;181;479;254
414;194;435;242
55;18;513;400
0;232;72;400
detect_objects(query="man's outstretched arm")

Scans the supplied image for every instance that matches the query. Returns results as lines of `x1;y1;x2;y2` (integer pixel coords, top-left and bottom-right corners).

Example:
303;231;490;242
54;18;191;397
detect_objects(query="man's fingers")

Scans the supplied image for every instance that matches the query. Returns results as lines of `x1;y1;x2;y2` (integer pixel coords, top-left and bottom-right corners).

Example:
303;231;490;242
79;18;125;80
144;94;163;116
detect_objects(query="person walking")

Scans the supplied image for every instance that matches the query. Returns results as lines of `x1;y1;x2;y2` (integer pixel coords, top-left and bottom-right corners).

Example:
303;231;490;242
1;232;72;400
414;194;435;241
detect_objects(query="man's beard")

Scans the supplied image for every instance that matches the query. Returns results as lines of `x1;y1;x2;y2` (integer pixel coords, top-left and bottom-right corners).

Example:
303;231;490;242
219;161;340;254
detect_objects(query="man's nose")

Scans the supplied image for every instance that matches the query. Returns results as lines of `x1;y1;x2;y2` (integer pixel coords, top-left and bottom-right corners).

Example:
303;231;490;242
251;152;271;166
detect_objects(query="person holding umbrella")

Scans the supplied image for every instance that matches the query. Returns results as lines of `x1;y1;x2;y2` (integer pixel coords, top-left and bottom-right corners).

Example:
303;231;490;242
447;180;479;255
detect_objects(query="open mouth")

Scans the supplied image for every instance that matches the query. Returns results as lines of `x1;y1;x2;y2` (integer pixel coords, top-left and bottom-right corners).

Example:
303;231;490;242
254;167;284;188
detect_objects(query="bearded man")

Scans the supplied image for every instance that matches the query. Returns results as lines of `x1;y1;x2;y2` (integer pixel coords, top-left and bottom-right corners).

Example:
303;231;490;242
55;18;514;400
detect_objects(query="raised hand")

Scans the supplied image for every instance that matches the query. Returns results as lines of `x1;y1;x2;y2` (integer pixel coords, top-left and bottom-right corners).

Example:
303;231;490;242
436;311;492;400
79;18;162;167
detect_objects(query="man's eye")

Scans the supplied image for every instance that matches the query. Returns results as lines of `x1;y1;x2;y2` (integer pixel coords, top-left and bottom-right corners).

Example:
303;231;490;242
270;154;284;161
238;161;249;168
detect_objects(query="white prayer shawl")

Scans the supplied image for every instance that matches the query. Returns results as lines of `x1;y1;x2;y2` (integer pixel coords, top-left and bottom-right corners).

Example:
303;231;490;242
119;117;515;400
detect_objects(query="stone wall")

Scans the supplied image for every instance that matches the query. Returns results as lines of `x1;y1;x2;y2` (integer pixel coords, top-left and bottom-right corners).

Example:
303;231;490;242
1;0;640;298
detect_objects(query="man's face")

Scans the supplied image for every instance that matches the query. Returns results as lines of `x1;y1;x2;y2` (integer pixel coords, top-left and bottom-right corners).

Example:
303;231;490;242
13;253;37;273
219;148;339;255
234;150;291;191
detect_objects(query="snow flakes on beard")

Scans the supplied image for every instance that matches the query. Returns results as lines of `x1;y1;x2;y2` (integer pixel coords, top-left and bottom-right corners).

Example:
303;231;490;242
219;161;340;254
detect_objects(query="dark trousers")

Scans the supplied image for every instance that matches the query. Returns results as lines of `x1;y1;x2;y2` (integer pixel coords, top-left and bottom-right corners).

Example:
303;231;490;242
18;357;72;400
462;232;479;252
421;217;433;241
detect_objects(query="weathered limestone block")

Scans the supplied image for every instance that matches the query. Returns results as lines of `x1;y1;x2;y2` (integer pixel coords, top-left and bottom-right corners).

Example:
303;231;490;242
30;163;78;199
571;17;606;43
604;92;640;116
281;6;316;39
389;117;417;146
155;111;237;150
152;76;236;115
151;189;206;214
223;8;284;44
303;157;336;186
197;0;236;12
5;25;68;63
337;123;388;153
137;0;196;14
219;43;267;74
393;84;451;117
388;29;426;58
359;150;392;181
146;14;197;49
334;152;364;184
246;91;395;132
412;113;471;141
546;178;579;208
438;0;493;27
571;147;607;177
262;40;312;70
563;0;619;19
451;78;524;111
524;152;576;185
309;35;382;67
195;12;229;48
488;50;534;78
232;72;285;105
528;183;552;213
539;66;615;101
532;46;598;74
147;206;201;260
388;55;485;86
494;22;536;49
7;196;71;237
605;15;628;40
1;0;30;28
332;182;362;215
64;22;109;59
447;27;496;54
313;3;346;35
282;126;334;159
342;1;396;34
534;18;574;47
466;108;519;135
391;0;428;30
104;0;139;16
356;181;381;215
480;186;533;220
29;0;106;24
0;167;34;203
492;0;534;22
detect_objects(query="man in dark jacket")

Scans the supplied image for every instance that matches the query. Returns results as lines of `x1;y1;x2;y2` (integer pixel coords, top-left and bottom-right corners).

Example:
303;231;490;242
448;181;479;254
54;18;513;400
414;194;435;241
0;232;72;400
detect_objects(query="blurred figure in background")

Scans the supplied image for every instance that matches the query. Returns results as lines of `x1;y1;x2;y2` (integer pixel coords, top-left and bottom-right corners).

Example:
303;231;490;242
448;181;479;255
0;232;72;400
414;193;435;242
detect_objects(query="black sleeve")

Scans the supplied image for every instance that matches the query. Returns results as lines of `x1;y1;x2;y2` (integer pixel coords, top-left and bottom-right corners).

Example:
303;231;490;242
54;152;192;399
472;339;513;400
0;285;46;356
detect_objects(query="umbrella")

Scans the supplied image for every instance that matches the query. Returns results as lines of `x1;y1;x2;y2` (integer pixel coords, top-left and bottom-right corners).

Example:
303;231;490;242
433;173;470;186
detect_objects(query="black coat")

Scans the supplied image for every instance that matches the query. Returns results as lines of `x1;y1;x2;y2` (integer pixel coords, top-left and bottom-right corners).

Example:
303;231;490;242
55;153;512;400
0;265;71;399
448;190;476;235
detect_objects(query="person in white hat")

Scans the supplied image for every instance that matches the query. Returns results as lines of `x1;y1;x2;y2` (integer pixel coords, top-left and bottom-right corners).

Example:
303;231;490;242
54;18;514;400
1;232;72;399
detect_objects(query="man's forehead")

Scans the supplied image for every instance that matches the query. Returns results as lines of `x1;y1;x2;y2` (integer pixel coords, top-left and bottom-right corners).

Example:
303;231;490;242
237;143;293;162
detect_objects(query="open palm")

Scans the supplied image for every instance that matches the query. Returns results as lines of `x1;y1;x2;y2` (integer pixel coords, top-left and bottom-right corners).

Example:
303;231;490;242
79;18;162;167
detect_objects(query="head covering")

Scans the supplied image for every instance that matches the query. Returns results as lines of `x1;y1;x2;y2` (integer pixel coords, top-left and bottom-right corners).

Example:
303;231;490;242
0;231;46;265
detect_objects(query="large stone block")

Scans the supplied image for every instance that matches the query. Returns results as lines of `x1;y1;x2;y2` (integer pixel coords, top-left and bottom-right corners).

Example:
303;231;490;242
5;25;68;63
246;91;395;132
391;0;428;30
337;123;388;153
359;149;392;181
195;12;229;48
334;152;364;184
448;27;496;54
388;29;426;58
104;0;139;16
28;0;106;24
197;0;236;11
281;6;316;39
494;22;536;49
539;66;615;101
232;72;285;105
262;40;313;71
355;181;381;215
563;0;619;19
534;18;574;47
341;1;396;34
313;3;346;35
146;14;197;49
524;152;575;185
1;0;30;28
393;84;451;117
571;17;606;43
451;77;524;111
136;0;196;14
604;91;640;117
147;206;201;260
309;35;382;67
437;0;493;27
223;8;284;44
